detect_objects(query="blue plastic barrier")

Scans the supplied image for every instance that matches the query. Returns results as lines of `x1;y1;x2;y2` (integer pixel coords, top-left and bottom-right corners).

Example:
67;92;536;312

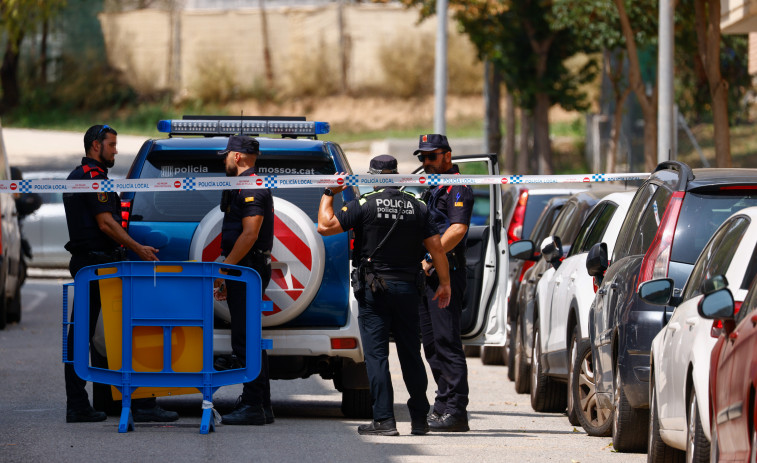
62;261;273;434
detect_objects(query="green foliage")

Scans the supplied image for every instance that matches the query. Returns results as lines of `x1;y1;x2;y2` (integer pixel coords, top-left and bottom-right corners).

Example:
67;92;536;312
0;0;67;51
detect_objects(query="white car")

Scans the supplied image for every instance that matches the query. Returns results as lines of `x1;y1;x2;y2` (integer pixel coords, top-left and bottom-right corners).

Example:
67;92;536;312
525;191;633;432
641;206;757;460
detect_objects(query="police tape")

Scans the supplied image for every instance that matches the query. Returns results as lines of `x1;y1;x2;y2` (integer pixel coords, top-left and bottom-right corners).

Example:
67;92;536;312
0;172;649;193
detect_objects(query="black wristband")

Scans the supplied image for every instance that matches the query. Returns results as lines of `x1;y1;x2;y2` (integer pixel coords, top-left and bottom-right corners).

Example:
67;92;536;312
323;188;334;197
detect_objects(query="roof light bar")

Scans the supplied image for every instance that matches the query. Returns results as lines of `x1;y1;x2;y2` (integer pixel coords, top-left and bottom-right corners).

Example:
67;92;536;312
157;119;330;136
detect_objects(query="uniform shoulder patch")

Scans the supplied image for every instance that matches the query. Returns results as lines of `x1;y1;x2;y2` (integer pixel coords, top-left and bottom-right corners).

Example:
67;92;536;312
245;196;255;202
341;206;348;211
97;192;108;203
454;201;463;207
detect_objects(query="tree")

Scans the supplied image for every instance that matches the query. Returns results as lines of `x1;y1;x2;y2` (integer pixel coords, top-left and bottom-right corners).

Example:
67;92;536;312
0;0;66;111
401;0;595;174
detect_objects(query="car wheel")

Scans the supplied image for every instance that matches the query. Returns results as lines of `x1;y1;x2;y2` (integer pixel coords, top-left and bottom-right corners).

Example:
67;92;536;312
572;338;612;436
481;346;505;366
686;389;710;463
566;326;580;426
341;388;372;419
530;324;567;412
507;320;516;381
612;362;649;452
463;345;481;358
648;375;685;462
513;316;530;394
6;285;21;324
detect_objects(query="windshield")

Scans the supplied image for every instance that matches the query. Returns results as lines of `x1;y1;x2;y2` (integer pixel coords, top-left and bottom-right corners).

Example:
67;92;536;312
130;149;341;222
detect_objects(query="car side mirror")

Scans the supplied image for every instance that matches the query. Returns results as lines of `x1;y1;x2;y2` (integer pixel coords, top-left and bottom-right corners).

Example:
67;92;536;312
702;274;729;295
540;235;563;265
697;288;735;321
509;240;535;261
586;242;608;278
638;278;675;306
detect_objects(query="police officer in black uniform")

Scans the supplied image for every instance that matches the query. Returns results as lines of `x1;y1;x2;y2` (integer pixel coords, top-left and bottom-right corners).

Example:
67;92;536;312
213;135;274;426
63;124;178;423
317;155;451;436
414;134;474;432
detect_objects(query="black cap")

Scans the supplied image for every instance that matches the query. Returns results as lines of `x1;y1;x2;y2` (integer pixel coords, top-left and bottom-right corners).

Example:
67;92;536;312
413;133;451;156
218;135;260;156
368;154;398;174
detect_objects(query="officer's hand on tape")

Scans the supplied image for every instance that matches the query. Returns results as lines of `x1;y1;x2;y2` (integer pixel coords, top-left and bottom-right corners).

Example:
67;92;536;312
213;278;227;301
326;172;349;196
433;282;451;308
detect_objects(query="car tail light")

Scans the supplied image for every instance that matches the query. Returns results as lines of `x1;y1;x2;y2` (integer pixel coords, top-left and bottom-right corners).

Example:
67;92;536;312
710;301;741;338
507;190;529;244
638;192;685;287
331;337;357;349
593;277;600;293
121;200;132;230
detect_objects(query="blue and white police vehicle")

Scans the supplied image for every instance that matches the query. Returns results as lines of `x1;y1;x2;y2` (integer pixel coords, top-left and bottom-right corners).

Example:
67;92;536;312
116;116;510;417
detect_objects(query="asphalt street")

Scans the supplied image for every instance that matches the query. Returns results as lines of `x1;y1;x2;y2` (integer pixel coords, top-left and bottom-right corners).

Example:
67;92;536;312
0;277;646;463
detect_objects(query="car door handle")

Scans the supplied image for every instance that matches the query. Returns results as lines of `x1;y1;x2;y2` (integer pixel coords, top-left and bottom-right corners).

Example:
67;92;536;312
667;322;681;332
729;332;739;340
485;264;495;268
685;317;698;327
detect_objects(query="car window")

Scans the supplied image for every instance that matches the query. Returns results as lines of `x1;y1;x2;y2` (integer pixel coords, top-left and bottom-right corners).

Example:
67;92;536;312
131;149;341;223
523;194;558;240
672;191;757;265
572;202;618;257
569;203;606;257
741;239;757;291
683;217;749;300
613;183;657;262
737;273;757;324
628;187;672;257
549;202;577;240
529;203;563;242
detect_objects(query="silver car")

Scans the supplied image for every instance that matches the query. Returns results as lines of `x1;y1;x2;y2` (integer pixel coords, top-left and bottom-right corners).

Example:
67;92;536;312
21;172;69;268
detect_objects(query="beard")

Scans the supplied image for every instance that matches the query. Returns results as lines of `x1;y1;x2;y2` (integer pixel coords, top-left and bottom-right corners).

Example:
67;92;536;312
225;164;236;177
103;157;115;168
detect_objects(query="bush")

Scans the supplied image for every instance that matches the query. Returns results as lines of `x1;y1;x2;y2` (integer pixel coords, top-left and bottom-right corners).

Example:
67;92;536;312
280;36;341;99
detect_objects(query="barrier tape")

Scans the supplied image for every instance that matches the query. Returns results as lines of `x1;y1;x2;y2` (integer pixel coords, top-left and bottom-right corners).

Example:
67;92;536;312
2;172;649;193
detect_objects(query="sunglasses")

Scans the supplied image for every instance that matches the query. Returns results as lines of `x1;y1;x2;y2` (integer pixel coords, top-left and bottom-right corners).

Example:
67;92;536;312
95;124;111;140
418;151;445;162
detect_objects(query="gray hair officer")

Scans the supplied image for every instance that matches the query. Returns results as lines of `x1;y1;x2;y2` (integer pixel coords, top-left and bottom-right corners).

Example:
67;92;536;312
317;155;450;436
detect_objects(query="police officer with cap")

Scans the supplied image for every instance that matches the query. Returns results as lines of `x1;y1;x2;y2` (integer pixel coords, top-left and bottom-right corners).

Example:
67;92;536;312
63;124;178;423
414;134;474;432
317;155;451;436
213;135;275;426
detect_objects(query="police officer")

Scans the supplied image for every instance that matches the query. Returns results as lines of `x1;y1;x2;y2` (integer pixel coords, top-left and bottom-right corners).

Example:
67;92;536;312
213;135;274;426
63;124;178;423
317;155;451;436
414;134;474;432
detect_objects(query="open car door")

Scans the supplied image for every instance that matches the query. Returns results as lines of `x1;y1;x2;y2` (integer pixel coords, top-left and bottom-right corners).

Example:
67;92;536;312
411;155;508;346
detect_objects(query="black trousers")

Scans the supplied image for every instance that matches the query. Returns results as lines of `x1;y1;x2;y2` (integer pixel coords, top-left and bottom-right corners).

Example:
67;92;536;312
357;279;429;423
419;266;469;419
226;257;271;407
64;254;156;410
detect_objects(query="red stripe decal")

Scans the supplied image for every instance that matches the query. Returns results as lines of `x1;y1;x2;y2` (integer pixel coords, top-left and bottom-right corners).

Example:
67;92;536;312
262;295;282;315
203;233;222;261
274;215;311;270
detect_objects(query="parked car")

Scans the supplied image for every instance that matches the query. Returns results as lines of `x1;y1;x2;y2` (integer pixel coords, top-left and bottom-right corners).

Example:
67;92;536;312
507;196;570;383
587;161;757;452
18;171;69;268
526;191;633;434
642;207;757;461
699;263;757;462
509;189;615;399
112;117;510;417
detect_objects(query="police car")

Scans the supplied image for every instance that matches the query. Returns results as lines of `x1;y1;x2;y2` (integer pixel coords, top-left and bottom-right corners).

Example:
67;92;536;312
119;116;509;417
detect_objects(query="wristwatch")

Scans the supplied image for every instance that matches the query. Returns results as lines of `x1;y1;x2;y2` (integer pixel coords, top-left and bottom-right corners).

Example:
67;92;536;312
424;252;433;263
323;188;334;197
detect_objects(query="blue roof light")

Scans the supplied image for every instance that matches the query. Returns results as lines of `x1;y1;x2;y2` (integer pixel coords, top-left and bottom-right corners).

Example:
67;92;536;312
156;118;330;137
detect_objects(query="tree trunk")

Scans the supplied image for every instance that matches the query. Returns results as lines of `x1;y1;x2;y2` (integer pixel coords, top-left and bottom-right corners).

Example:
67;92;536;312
534;92;552;174
259;0;274;86
695;0;731;167
504;91;516;173
40;19;48;83
1;36;23;111
517;108;530;175
613;0;658;171
484;60;502;159
605;50;631;173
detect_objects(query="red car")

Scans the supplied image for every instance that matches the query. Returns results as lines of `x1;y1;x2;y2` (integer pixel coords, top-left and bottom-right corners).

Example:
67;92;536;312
699;273;757;461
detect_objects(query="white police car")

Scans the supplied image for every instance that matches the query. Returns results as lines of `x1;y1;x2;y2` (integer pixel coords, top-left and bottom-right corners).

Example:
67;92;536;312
116;116;509;416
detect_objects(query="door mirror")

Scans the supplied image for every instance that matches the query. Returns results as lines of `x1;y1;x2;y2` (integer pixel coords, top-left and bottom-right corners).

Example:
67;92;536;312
586;242;608;278
702;274;729;295
638;279;675;305
540;236;563;264
697;288;735;321
509;240;535;261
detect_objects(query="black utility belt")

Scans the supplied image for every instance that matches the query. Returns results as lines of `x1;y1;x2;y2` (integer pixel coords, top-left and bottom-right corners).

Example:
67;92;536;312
74;248;126;263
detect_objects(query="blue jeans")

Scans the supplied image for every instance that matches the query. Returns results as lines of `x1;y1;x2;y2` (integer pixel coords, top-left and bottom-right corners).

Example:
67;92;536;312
357;279;429;422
